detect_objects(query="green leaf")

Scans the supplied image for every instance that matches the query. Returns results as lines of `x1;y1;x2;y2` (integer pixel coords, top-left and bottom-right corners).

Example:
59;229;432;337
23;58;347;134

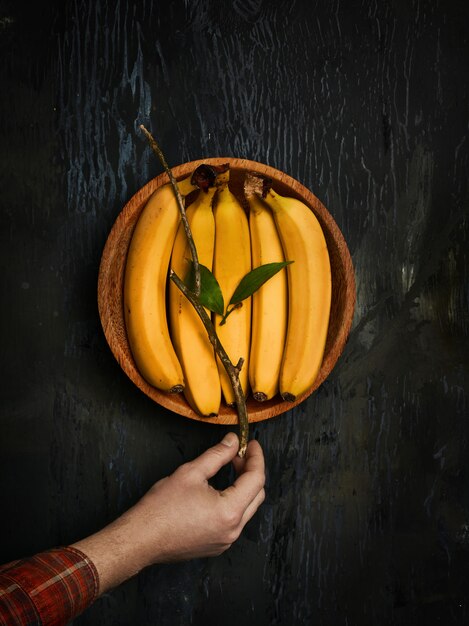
184;261;224;316
229;261;293;305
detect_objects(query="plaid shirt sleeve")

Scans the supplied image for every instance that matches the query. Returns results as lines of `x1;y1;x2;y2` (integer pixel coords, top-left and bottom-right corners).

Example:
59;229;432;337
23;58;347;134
0;546;99;626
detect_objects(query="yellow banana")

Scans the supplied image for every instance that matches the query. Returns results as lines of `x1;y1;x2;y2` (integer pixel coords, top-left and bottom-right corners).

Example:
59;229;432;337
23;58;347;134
260;188;331;401
168;185;221;416
213;175;251;404
124;175;196;392
246;191;288;401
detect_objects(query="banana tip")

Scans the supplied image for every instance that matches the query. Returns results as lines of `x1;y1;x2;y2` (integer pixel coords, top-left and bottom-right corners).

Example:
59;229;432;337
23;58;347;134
169;384;184;394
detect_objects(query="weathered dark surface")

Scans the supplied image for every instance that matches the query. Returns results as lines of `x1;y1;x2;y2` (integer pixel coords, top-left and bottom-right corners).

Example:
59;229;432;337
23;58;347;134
1;0;468;624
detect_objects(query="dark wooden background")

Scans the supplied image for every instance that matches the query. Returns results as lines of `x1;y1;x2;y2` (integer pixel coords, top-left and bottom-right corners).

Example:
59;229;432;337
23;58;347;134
1;1;468;624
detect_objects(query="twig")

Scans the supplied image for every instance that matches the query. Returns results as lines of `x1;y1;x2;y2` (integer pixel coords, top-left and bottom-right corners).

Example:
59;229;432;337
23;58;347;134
139;124;201;297
139;125;249;456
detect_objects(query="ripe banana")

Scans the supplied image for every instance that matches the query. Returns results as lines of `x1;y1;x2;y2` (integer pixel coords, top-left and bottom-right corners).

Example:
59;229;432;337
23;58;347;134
124;175;197;392
260;187;331;401
246;191;288;401
213;174;251;404
169;185;221;416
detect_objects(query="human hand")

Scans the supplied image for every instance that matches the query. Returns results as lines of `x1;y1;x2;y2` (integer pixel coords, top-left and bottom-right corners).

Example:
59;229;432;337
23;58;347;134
130;431;265;565
73;432;265;593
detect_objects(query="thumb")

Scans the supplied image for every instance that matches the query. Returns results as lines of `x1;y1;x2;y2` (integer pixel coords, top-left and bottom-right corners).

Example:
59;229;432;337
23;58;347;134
191;432;239;479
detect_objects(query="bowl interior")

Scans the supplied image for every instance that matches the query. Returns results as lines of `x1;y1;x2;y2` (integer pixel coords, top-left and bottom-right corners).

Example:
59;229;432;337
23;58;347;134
98;158;355;424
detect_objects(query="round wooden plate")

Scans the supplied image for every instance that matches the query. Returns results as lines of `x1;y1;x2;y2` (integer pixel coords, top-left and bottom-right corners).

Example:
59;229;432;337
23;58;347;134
97;158;355;424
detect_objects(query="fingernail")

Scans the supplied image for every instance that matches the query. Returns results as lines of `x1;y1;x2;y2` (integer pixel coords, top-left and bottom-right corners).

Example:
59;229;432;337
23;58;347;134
221;432;237;447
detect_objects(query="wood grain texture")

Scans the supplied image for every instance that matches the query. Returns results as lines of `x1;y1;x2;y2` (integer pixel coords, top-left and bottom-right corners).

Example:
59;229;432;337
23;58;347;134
1;0;469;624
98;158;355;424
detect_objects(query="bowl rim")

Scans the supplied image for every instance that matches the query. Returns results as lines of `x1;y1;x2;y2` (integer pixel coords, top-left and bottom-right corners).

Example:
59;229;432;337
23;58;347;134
98;157;356;424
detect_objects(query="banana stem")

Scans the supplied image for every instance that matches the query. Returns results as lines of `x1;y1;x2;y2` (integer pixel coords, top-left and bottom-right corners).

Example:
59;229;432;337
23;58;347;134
170;270;249;457
139;125;201;297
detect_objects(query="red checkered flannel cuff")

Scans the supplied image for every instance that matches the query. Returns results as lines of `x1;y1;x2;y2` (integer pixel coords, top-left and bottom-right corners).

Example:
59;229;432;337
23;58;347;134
0;546;99;625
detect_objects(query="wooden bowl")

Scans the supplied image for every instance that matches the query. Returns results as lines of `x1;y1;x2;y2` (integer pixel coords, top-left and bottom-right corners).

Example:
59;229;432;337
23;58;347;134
98;158;355;424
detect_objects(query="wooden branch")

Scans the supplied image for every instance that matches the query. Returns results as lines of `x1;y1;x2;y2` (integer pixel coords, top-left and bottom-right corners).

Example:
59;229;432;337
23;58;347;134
139;125;201;297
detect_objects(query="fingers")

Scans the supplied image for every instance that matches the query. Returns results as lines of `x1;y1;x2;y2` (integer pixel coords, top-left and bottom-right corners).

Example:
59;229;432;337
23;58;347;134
232;438;263;476
223;439;265;508
240;487;266;527
190;432;240;479
231;451;246;476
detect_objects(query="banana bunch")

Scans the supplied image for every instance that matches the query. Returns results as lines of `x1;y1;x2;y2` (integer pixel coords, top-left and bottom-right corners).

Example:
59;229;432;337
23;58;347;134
124;165;331;416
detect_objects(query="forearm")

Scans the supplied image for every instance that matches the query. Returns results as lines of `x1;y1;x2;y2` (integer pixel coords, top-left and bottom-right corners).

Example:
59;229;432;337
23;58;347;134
71;507;148;595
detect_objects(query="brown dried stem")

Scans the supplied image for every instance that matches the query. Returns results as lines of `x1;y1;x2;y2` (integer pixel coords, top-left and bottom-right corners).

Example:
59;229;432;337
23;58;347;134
139;124;201;297
139;125;249;457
